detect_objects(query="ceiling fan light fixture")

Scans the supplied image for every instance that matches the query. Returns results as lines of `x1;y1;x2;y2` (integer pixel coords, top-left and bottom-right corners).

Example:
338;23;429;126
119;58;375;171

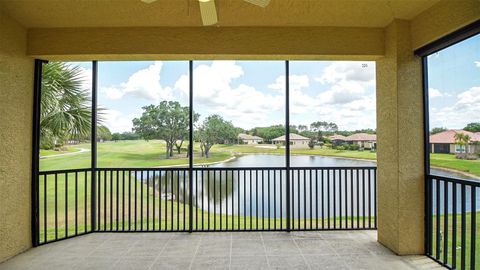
140;0;157;4
243;0;270;8
199;0;218;26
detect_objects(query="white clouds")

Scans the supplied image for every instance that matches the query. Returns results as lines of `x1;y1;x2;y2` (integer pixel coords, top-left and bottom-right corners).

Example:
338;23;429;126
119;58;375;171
429;88;444;98
101;61;174;102
474;61;480;68
316;61;375;86
430;86;480;129
103;60;378;131
175;61;284;128
102;109;140;133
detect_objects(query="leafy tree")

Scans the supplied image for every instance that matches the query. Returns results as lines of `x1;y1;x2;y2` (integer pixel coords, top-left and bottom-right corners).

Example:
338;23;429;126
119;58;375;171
454;132;471;157
430;127;447;134
132;101;198;158
196;115;236;158
250;125;297;142
310;121;338;140
111;131;141;141
298;125;308;132
112;133;121;142
40;62;98;149
308;138;315;149
464;122;480;132
97;125;112;142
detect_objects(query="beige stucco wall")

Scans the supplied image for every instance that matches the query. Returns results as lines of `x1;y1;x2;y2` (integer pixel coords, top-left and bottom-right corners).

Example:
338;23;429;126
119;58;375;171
0;11;34;262
27;26;384;61
376;20;425;255
411;0;480;50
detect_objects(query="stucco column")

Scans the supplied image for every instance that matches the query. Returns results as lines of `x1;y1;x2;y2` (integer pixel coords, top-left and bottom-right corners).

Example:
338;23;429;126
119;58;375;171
376;19;425;255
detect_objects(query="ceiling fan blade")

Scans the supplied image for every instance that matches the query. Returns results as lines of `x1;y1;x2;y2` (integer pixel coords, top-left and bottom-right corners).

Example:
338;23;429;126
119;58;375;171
199;0;218;26
141;0;158;3
243;0;270;8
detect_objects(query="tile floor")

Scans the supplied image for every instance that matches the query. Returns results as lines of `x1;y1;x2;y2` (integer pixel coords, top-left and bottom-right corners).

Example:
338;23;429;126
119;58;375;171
0;231;444;270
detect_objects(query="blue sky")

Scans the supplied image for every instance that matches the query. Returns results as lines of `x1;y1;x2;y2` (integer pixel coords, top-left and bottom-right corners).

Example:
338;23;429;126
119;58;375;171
73;60;376;133
427;33;480;130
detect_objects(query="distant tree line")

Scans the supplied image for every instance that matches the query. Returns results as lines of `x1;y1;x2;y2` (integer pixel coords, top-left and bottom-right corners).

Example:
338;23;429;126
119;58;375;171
430;122;480;134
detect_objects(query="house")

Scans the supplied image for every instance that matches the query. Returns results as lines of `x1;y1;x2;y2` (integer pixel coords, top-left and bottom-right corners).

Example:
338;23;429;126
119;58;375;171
272;133;310;148
237;133;263;144
430;130;480;154
329;134;347;147
345;133;377;150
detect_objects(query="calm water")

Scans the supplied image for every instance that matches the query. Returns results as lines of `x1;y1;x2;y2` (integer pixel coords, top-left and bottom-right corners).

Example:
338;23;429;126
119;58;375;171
141;154;479;216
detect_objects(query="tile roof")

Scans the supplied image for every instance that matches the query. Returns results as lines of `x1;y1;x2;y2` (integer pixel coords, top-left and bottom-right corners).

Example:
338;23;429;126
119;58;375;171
272;133;310;141
238;133;263;140
430;129;480;144
345;133;377;142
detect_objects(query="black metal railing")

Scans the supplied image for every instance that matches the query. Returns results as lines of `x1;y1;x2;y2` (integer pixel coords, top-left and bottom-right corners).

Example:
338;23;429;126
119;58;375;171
35;166;377;245
426;174;478;270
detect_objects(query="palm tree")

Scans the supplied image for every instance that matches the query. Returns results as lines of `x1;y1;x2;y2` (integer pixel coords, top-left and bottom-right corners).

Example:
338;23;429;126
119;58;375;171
454;132;471;156
40;62;96;149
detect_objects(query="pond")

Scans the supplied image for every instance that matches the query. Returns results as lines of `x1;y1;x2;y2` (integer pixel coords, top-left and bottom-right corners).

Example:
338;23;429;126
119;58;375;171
141;154;478;217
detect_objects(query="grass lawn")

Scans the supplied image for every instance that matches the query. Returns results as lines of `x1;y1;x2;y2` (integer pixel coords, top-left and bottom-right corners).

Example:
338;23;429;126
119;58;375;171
431;212;480;269
430;153;480;177
40;140;230;171
40;147;82;157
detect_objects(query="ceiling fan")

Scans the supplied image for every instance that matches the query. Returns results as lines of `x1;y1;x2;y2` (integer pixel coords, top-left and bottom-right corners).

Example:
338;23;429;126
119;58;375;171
141;0;271;26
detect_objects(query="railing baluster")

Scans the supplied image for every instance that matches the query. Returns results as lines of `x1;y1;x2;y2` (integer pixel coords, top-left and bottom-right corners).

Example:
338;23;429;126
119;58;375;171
350;169;354;229
338;169;342;229
44;175;47;243
134;171;137;231
183;170;186;231
471;186;476;270
116;170;119;231
368;169;372;229
304;169;307;230
65;172;68;237
436;179;441;260
261;170;265;230
333;169;336;229
321;169;325;229
146;170;149;231
315;170;318;230
461;183;466;270
363;169;366;229
177;170;180;231
452;182;457;269
443;180;449;264
75;172;78;236
110;170;113;231
55;173;58;239
327;169;330;229
122;171;125;231
220;170;223;231
280;169;283;230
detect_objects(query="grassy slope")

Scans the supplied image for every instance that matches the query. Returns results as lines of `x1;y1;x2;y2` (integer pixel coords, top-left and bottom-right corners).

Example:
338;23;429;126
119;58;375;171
430;153;480;177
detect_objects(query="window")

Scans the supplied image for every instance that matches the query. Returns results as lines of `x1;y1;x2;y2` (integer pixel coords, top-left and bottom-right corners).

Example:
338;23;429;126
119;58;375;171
426;33;480;180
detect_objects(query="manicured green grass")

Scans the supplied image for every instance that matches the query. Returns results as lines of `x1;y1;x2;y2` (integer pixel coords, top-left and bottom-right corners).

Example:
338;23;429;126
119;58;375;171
39;140;230;171
431;212;480;269
40;147;82;157
430;153;480;177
